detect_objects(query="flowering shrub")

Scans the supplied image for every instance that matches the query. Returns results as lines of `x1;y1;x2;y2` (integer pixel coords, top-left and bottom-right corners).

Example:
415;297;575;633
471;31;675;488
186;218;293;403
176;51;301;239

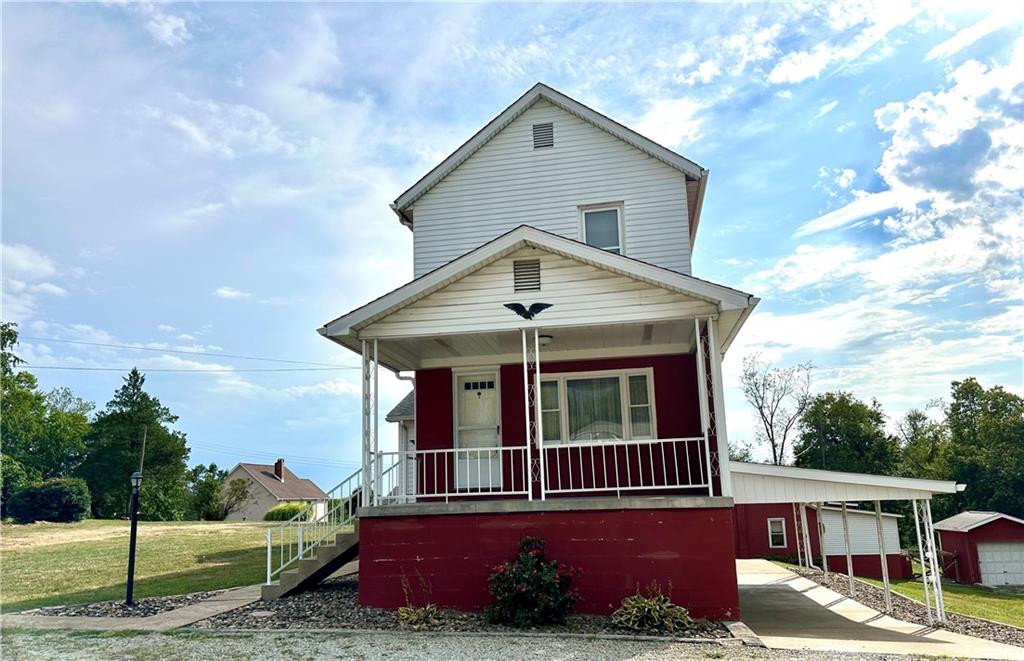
485;536;581;627
612;581;691;632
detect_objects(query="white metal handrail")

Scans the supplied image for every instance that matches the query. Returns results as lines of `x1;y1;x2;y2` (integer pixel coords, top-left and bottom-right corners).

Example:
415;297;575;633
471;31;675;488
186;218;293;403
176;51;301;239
377;446;530;503
542;437;710;496
265;467;363;584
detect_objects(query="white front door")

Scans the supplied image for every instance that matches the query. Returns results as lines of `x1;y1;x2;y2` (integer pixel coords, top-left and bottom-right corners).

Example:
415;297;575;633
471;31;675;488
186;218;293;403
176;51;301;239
456;373;501;490
978;542;1024;586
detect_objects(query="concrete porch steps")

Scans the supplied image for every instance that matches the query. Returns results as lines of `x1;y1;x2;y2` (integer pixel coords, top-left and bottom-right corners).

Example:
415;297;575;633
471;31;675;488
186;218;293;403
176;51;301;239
261;525;359;601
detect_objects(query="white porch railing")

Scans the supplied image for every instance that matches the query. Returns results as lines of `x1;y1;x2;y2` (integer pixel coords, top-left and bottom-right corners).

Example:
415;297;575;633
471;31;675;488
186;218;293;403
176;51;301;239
542;437;710;495
377;446;531;503
265;467;363;584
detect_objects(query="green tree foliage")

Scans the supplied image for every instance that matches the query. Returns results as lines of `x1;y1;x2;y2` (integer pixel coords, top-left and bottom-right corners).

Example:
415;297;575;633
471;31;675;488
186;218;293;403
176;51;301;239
946;378;1024;518
187;463;228;520
77;368;190;520
793;392;900;475
6;477;91;523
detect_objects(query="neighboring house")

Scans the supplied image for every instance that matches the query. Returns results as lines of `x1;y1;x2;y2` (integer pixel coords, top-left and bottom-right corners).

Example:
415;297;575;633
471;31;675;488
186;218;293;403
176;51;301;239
295;83;962;620
935;511;1024;586
224;459;326;522
733;503;911;580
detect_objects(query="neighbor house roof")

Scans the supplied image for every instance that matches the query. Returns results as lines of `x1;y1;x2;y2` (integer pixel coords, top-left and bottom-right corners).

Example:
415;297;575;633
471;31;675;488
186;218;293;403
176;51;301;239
933;511;1024;533
391;82;710;245
232;463;326;501
386;391;415;422
320;224;758;357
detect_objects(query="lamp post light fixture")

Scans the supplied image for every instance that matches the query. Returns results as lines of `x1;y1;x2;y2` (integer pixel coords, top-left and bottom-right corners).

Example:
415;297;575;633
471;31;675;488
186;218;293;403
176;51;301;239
125;471;143;606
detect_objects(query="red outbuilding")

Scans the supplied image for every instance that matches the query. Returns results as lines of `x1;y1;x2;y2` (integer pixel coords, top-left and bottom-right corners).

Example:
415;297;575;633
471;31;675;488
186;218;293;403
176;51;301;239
934;511;1024;586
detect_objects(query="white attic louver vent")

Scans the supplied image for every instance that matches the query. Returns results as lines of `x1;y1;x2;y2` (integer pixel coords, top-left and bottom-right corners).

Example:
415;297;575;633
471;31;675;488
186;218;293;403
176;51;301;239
532;122;554;149
513;259;541;292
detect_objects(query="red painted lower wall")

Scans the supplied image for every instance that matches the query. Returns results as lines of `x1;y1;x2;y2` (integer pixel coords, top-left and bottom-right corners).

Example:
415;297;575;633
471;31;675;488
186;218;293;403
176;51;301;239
939;518;1024;584
359;507;740;620
825;554;912;580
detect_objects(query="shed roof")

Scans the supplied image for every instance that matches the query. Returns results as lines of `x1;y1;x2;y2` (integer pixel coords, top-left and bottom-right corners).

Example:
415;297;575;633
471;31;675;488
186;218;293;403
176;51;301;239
232;463;326;501
386;391;415;422
933;511;1024;533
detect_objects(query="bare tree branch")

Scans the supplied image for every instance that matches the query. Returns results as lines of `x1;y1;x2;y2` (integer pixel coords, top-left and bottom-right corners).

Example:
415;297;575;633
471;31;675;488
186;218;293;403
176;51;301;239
740;354;812;465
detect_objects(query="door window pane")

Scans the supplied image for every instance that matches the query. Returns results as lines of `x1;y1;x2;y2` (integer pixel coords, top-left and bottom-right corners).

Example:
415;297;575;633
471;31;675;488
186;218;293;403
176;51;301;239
630;406;652;438
540;380;561;442
567;377;623;441
627;374;653;439
583;209;620;253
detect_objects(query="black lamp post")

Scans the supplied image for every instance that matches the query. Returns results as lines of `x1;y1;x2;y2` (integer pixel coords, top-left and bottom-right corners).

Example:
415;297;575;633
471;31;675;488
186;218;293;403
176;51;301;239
125;471;143;606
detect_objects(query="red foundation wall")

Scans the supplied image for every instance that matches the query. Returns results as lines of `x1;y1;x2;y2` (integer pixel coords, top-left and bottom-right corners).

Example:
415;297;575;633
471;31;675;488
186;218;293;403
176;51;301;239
825;553;912;580
359;506;740;620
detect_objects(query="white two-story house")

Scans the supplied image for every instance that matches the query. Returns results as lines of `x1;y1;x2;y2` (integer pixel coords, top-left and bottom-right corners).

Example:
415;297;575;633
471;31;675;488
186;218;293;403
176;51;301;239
263;83;961;622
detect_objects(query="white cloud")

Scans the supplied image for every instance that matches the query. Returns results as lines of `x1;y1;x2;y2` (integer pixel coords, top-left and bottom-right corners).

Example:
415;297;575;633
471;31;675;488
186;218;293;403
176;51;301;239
746;244;862;293
3;243;57;280
634;97;705;147
214;286;252;300
157;324;176;332
925;8;1021;61
1;243;73;322
145;11;190;47
814;100;839;119
795;189;903;237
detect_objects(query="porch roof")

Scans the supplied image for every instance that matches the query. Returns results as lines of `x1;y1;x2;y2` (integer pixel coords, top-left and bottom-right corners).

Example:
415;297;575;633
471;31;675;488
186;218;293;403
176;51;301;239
731;462;964;504
320;225;758;371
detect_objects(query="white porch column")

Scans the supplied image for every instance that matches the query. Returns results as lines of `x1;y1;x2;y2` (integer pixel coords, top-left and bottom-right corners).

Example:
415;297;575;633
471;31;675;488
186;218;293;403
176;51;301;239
817;502;829;573
533;329;546;501
373;339;380;504
912;499;933;625
874;500;892;613
924;499;948;623
841;502;855;597
708;319;732;497
360;339;378;507
521;329;540;501
693;318;714;496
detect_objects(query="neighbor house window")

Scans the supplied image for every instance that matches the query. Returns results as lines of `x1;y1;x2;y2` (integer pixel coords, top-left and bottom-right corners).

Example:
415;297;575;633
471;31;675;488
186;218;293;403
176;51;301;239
768;518;787;548
581;205;623;254
540;369;654;443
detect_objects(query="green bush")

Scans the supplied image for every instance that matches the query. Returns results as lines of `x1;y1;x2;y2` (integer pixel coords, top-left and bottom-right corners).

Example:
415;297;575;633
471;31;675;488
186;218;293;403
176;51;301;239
6;477;91;523
486;536;581;627
612;582;691;633
263;502;309;521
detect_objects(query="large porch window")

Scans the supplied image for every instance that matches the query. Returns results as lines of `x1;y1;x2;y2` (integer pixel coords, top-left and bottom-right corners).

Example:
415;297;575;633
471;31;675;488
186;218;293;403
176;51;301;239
540;369;655;443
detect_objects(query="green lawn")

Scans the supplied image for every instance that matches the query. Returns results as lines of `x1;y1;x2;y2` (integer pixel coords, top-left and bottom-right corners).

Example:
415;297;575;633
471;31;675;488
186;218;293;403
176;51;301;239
1;519;271;612
860;577;1024;628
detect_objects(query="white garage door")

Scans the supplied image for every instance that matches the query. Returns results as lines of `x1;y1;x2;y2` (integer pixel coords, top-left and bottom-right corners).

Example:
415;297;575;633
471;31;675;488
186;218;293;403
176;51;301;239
977;542;1024;586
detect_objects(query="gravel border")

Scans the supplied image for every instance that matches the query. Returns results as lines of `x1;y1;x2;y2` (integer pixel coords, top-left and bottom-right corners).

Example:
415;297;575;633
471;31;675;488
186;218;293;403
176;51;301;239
25;590;226;618
795;567;1024;648
193;574;731;640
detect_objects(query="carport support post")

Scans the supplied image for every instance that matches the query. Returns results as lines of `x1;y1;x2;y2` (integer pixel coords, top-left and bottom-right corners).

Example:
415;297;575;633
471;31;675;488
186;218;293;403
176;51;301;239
874;500;892;613
924;499;947;623
911;499;933;625
792;503;804;567
799;504;815;570
841;502;855;597
817;502;829;574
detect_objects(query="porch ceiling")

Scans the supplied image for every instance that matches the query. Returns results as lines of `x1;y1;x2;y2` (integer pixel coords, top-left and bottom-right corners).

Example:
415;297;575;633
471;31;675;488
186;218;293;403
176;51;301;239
351;318;697;372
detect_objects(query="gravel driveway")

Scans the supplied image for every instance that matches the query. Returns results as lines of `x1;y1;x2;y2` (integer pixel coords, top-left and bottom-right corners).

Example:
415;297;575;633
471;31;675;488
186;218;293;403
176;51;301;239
0;629;926;660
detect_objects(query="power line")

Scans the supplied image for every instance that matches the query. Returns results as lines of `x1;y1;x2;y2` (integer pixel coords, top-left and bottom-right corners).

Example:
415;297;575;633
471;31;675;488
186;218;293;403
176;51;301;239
27;366;350;373
188;440;361;467
21;336;356;369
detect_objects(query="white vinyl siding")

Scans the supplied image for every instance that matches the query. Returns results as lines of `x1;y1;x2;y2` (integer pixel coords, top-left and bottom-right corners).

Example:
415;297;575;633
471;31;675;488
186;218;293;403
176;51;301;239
359;247;717;339
818;508;902;555
411;99;691;277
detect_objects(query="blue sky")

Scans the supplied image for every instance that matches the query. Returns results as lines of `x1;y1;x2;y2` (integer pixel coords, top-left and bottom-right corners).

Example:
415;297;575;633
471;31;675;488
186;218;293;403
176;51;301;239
3;2;1022;486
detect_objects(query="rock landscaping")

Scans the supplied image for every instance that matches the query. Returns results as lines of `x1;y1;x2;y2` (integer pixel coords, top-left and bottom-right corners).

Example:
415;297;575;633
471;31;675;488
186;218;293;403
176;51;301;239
28;590;225;618
796;567;1024;649
194;574;730;639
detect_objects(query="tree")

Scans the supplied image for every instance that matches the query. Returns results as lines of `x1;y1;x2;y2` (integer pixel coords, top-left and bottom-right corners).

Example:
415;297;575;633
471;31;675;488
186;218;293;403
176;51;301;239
945;378;1024;518
729;441;755;463
1;322;48;505
77;369;191;520
187;463;227;520
739;354;812;465
896;407;950;480
793;392;900;475
219;478;252;519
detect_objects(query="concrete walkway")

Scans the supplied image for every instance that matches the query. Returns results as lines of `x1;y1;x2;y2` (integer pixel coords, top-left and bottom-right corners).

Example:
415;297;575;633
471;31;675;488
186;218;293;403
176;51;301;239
1;584;261;632
737;559;1024;660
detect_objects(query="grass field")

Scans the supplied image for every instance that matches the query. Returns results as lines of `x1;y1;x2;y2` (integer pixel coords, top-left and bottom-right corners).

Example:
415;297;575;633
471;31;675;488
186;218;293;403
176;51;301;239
860;577;1024;628
1;519;271;612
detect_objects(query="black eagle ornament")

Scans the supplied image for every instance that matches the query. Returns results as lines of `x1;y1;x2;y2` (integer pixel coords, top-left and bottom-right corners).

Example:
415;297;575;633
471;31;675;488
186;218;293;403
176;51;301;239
504;302;553;320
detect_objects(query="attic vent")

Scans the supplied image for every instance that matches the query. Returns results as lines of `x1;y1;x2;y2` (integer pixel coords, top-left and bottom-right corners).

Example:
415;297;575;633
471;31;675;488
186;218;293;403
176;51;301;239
513;259;541;292
532;122;554;149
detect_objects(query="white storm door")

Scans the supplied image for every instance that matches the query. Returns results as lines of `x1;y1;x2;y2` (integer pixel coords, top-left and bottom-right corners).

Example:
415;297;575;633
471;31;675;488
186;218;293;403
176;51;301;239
978;542;1024;586
456;373;501;490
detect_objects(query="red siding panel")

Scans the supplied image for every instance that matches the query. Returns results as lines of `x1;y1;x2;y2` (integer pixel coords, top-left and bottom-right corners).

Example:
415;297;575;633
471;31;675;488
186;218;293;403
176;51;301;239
359;507;740;620
940;518;1024;584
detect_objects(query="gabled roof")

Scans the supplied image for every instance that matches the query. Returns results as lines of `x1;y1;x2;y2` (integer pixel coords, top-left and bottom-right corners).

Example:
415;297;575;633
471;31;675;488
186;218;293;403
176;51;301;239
933;511;1024;533
391;82;709;244
231;463;326;501
319;224;757;349
731;462;964;496
386;391;415;422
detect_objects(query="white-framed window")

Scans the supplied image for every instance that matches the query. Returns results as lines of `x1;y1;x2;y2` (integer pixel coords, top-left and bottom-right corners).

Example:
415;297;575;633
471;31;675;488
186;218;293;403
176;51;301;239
580;203;624;254
539;368;655;443
767;518;787;548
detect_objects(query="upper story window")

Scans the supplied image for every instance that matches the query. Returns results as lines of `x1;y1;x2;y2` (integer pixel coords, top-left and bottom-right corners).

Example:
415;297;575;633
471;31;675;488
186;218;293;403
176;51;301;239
580;204;624;254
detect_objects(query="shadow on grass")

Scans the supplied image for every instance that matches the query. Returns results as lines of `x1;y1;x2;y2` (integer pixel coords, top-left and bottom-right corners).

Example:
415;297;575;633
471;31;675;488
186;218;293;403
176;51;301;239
4;547;265;612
